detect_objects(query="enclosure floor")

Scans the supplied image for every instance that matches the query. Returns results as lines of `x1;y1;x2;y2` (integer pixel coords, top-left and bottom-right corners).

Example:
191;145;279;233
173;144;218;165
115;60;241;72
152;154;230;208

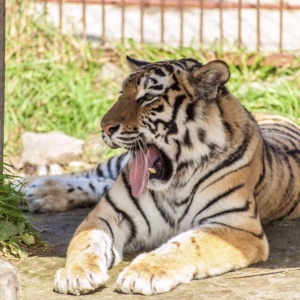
11;208;300;300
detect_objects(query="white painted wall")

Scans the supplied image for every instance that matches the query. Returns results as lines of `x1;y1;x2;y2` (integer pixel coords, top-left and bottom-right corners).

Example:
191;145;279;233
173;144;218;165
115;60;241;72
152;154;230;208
37;2;300;51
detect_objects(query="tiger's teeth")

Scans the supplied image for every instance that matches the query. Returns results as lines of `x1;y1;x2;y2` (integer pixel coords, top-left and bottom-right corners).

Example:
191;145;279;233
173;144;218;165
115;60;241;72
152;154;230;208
148;168;156;174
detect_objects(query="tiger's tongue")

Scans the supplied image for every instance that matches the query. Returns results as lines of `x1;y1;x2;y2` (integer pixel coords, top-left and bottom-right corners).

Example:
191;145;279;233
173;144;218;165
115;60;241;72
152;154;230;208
129;147;159;198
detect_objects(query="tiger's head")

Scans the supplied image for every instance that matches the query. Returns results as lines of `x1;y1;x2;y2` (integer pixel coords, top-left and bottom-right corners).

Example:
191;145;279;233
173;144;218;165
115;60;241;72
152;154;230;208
101;57;230;198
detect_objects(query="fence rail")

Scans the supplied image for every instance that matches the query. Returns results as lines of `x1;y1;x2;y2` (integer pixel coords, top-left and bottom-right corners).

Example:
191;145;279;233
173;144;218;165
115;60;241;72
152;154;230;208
39;0;300;52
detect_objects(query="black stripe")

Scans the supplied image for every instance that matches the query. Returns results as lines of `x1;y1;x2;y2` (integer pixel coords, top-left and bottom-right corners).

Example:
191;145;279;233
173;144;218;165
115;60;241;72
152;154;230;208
183;129;193;148
149;77;158;84
169;74;181;91
151;191;175;228
105;193;136;244
152;104;164;113
192;184;245;224
169;94;185;125
163;94;170;105
107;157;114;179
116;153;125;175
99;217;115;269
174;139;182;161
173;61;186;69
186;103;195;121
177;161;191;173
150;84;164;90
287;149;300;164
178;196;194;224
96;163;104;177
271;155;295;219
166;122;178;136
209;221;265;239
254;144;267;193
260;123;300;139
261;126;300;142
202;161;252;193
269;137;291;151
197;200;250;225
218;103;234;136
196;129;251;187
121;172;151;235
197;128;206;143
283;191;300;219
154;68;165;77
250;201;259;219
174;196;190;207
164;64;174;73
89;182;95;192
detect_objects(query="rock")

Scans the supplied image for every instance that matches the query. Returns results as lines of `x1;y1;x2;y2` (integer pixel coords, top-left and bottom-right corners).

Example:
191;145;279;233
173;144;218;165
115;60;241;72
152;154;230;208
19;132;85;167
100;63;124;82
0;258;21;300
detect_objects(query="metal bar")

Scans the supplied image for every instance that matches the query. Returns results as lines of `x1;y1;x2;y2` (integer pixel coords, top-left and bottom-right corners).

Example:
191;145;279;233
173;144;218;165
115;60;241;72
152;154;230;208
238;0;242;48
34;0;300;10
0;0;5;175
140;0;144;43
199;0;203;45
82;0;86;39
179;0;184;47
59;0;63;30
160;0;165;44
219;0;223;49
101;0;106;45
279;0;283;53
256;0;260;51
44;0;48;12
121;0;125;42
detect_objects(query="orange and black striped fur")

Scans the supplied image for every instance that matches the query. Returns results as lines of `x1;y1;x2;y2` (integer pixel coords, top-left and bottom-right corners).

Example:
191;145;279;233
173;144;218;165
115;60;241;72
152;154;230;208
34;57;300;295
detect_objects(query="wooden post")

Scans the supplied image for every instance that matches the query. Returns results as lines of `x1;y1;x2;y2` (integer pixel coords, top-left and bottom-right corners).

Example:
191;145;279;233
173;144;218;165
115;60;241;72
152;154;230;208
0;0;5;176
238;0;242;48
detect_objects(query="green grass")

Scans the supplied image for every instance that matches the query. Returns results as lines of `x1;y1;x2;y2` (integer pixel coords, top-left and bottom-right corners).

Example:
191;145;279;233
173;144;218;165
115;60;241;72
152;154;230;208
0;164;45;258
4;0;300;159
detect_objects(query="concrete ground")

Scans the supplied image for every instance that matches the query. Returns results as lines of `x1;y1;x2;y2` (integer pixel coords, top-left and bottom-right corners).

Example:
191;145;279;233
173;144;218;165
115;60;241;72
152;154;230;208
11;208;300;300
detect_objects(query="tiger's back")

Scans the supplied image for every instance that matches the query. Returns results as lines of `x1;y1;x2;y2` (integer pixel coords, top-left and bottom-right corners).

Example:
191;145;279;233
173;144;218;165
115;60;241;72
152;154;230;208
255;113;300;223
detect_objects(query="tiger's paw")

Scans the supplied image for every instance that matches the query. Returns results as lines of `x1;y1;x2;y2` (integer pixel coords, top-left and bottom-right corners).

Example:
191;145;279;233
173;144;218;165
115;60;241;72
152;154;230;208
115;253;191;295
54;254;109;295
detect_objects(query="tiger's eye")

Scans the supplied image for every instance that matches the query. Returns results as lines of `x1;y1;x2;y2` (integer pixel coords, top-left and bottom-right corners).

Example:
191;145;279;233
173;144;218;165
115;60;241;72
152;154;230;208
145;93;154;100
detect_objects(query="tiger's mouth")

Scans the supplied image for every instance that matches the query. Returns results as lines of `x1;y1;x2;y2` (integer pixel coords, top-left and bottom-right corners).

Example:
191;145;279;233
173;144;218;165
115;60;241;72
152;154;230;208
129;145;173;198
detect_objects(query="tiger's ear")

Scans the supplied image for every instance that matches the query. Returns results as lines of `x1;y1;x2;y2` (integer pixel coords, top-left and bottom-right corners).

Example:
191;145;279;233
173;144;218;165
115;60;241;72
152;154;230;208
126;56;150;71
191;60;230;100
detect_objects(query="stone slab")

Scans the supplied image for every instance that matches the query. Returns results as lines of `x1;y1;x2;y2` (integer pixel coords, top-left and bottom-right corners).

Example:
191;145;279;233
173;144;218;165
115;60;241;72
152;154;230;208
0;259;21;300
10;209;300;300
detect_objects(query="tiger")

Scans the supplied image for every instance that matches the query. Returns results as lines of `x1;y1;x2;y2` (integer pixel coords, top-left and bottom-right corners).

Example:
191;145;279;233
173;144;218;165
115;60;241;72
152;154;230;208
25;57;300;296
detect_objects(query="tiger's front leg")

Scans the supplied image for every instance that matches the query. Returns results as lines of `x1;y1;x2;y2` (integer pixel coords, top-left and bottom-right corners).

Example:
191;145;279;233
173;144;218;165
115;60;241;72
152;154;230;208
54;195;130;295
116;225;269;295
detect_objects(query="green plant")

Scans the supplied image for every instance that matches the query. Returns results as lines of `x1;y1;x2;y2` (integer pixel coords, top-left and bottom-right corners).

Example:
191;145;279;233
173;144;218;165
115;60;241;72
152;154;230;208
0;163;45;258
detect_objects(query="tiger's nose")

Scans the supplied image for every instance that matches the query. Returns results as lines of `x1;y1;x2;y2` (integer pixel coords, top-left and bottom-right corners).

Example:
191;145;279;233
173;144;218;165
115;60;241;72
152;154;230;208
101;123;120;136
